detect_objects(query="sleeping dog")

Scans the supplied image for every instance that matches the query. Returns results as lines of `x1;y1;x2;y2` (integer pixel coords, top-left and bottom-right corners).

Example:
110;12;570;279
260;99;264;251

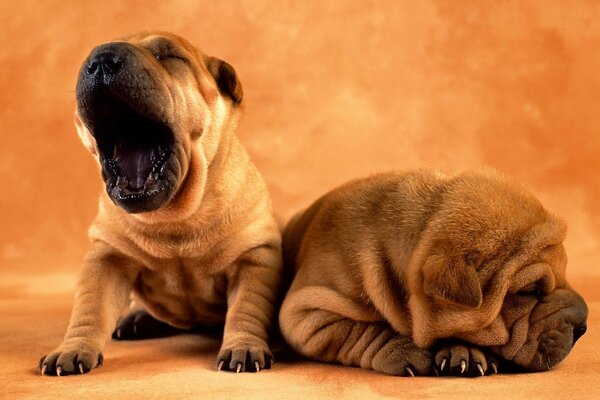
279;169;587;376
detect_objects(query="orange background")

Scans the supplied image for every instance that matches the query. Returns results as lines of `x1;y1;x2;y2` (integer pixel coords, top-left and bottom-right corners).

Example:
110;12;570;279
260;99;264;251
1;1;599;279
1;1;599;398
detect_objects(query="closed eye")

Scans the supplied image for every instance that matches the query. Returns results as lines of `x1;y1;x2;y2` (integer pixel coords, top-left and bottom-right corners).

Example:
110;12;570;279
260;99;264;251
517;283;544;298
153;52;186;62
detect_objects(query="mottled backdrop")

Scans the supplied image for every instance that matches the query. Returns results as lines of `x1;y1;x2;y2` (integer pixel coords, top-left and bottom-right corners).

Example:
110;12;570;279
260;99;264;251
1;2;599;277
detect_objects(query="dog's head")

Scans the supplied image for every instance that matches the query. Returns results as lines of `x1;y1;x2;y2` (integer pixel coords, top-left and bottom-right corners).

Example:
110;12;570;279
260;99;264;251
407;170;588;371
75;31;242;216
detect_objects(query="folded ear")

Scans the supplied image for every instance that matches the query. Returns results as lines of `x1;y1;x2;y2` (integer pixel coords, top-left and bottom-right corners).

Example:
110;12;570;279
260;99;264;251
204;56;243;105
422;249;483;308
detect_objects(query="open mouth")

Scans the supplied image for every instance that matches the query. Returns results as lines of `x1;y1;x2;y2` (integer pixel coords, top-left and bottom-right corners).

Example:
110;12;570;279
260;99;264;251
83;91;178;213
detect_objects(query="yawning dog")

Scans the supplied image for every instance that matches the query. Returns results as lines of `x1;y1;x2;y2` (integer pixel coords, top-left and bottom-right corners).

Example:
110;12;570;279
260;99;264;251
38;31;283;376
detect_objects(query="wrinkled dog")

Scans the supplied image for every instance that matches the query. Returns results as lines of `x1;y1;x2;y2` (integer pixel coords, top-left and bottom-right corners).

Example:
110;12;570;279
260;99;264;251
280;169;587;376
39;31;282;375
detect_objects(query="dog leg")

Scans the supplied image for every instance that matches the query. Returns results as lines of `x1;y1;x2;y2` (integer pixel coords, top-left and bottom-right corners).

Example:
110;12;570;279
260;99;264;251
434;341;499;376
112;302;183;340
216;248;282;373
39;243;136;376
280;287;432;376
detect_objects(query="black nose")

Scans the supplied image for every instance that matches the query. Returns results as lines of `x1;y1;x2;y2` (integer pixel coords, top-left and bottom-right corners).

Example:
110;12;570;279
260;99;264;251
573;323;587;344
86;51;123;76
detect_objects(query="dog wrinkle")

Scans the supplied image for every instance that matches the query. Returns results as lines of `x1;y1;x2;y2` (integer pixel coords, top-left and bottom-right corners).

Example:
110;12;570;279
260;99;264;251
501;313;531;361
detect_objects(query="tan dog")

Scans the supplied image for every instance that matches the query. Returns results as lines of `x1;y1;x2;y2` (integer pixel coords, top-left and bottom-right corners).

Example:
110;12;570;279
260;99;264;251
38;32;282;375
279;169;587;376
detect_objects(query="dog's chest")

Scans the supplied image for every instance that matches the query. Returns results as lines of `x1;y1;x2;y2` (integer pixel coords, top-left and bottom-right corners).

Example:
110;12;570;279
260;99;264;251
133;257;228;327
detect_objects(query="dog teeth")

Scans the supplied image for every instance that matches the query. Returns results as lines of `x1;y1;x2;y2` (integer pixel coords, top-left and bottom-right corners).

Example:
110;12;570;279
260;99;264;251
117;176;129;191
106;158;121;175
144;172;158;189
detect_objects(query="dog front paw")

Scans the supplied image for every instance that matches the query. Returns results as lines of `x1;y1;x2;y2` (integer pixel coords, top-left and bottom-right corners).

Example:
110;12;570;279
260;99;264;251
434;342;498;376
371;336;433;376
38;341;104;376
112;309;181;340
216;340;274;373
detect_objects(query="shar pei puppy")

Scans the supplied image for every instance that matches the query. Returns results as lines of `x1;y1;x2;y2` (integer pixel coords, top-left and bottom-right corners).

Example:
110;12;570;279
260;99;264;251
39;32;282;375
279;169;587;376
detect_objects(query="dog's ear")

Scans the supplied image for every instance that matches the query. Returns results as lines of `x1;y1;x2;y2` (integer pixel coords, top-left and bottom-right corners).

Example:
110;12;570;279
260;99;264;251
422;245;483;308
204;56;243;105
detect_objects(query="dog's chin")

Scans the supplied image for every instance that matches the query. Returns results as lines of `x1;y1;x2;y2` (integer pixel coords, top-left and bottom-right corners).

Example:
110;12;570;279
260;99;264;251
501;326;575;373
522;332;575;372
80;92;183;214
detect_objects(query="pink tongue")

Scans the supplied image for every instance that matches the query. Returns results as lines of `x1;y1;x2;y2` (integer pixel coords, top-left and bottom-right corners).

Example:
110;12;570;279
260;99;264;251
115;143;155;190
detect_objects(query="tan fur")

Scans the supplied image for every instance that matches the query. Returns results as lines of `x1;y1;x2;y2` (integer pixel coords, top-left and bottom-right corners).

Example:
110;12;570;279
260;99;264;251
39;32;282;375
279;169;587;376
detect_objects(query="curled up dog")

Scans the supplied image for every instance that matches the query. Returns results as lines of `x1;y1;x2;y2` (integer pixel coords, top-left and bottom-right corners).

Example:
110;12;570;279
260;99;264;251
279;169;588;376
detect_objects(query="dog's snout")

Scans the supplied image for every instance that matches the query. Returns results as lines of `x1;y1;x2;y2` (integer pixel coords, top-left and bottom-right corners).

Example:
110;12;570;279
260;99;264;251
570;293;588;345
573;323;587;344
86;51;123;76
83;43;132;79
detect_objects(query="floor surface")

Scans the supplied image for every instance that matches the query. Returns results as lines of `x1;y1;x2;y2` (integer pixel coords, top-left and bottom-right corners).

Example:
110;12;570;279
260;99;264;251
1;272;598;400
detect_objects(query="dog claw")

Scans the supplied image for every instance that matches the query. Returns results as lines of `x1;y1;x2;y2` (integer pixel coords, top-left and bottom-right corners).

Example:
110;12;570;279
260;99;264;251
116;328;121;339
255;361;261;372
133;324;137;335
79;363;84;374
405;367;415;377
236;363;242;373
460;360;466;374
217;360;224;371
41;364;47;375
491;361;498;374
440;357;447;371
56;366;62;377
477;363;484;376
